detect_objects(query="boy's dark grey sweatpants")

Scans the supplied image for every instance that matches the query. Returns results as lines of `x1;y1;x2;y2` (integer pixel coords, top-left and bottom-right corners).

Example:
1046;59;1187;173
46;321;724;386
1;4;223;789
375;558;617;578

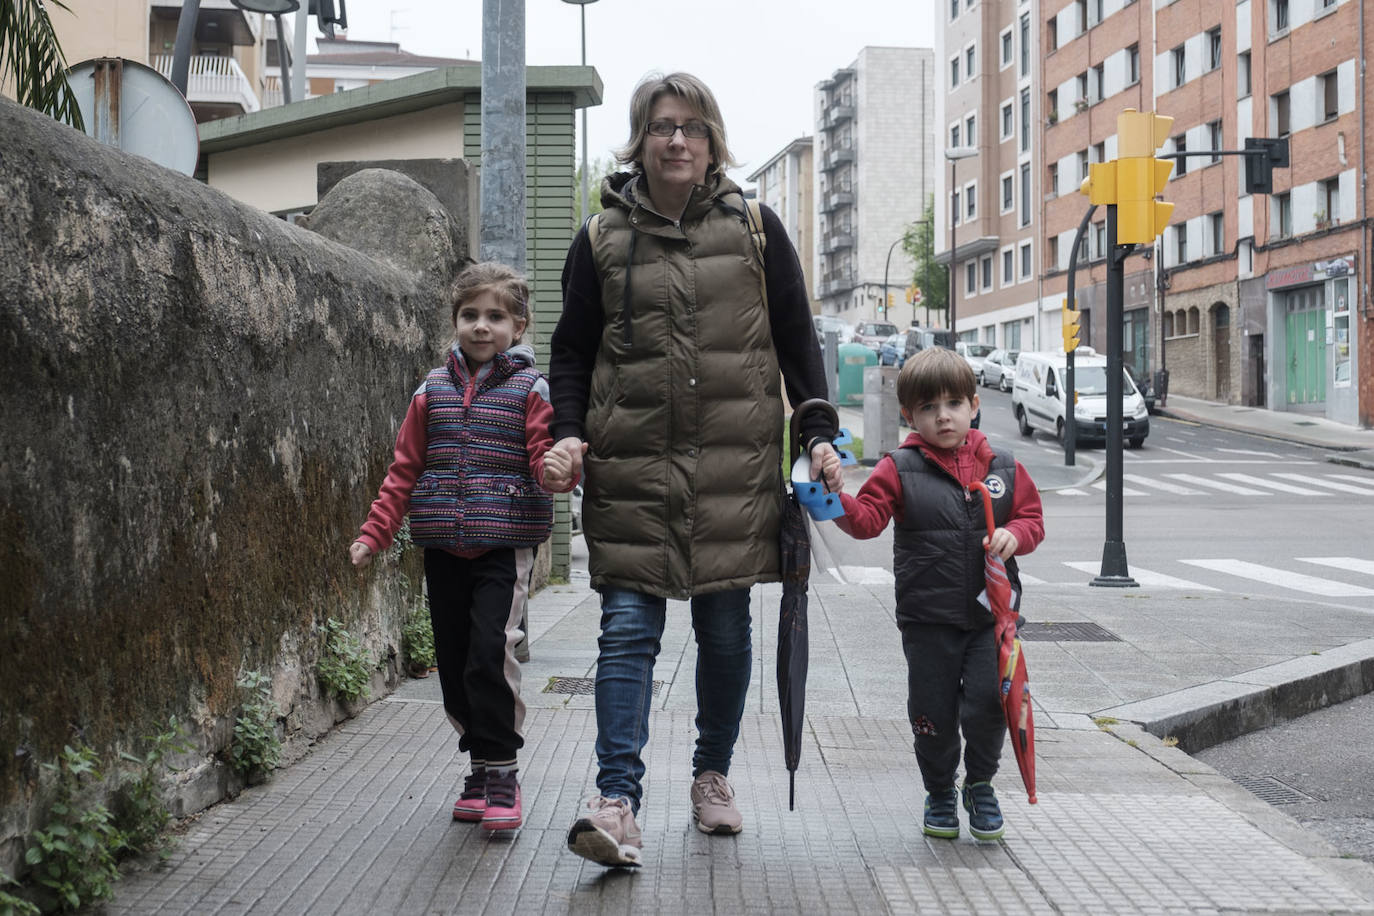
899;621;1006;792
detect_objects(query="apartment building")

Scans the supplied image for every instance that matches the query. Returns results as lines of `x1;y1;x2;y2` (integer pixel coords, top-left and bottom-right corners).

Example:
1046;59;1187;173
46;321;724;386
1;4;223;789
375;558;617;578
1034;0;1370;426
307;37;473;97
748;137;818;307
814;47;935;326
939;0;1043;353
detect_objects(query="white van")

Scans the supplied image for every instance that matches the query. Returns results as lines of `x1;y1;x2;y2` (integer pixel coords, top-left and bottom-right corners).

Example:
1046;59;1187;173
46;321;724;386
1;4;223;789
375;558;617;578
1010;349;1150;448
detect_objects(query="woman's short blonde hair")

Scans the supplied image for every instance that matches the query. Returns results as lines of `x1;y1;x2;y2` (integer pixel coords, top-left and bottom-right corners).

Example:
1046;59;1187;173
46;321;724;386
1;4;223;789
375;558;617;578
614;71;738;178
450;262;530;340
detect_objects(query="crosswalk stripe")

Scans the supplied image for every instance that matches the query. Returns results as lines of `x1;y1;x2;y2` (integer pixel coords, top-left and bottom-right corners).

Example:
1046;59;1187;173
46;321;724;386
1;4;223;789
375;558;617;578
1325;473;1374;488
1122;473;1205;495
1273;473;1374;496
1091;481;1147;496
1296;557;1374;577
1180;559;1374;597
1056;488;1091;496
1063;561;1217;590
1016;572;1049;585
823;566;894;586
1163;473;1269;495
1215;473;1331;496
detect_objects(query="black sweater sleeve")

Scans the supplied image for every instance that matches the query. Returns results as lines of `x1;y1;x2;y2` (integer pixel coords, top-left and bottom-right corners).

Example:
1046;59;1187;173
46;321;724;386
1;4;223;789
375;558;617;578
760;204;837;445
548;225;603;442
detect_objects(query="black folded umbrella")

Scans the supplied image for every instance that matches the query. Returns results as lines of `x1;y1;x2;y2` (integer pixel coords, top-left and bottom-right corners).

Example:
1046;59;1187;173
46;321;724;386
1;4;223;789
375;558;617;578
778;398;838;810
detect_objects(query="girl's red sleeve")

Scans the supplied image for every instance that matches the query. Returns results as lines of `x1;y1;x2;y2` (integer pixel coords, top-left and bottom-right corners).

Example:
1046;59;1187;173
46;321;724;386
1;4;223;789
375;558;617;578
525;389;574;492
834;454;904;539
356;393;427;554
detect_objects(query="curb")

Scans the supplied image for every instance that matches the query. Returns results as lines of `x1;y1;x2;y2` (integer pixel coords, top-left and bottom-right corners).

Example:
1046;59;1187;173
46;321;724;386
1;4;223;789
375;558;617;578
1095;637;1374;754
1154;405;1371;453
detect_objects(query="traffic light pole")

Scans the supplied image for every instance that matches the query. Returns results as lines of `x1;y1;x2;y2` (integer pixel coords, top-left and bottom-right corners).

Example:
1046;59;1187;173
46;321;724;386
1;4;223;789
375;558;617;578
1092;203;1138;588
1063;204;1096;467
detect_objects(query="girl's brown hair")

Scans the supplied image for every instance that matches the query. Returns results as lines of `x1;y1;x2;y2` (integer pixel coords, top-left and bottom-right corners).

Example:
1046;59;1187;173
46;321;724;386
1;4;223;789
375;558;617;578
896;347;977;411
450;261;531;339
614;71;738;179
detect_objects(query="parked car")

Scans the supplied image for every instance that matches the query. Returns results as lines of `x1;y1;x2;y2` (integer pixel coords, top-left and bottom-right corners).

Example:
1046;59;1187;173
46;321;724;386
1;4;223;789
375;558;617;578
878;332;909;366
981;348;1020;391
957;342;997;378
813;315;853;348
900;325;957;365
1011;349;1149;448
853;320;899;352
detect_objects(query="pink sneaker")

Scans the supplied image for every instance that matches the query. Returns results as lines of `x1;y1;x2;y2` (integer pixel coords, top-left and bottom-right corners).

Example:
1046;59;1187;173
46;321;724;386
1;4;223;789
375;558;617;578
452;768;486;822
480;771;522;831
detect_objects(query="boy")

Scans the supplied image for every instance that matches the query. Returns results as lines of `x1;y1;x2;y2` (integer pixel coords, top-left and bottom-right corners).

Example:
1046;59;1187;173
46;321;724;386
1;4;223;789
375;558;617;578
833;347;1044;840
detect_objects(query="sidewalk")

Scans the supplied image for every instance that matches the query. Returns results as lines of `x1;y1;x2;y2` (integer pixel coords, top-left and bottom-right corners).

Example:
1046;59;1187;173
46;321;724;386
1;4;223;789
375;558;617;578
1156;394;1374;470
103;399;1374;914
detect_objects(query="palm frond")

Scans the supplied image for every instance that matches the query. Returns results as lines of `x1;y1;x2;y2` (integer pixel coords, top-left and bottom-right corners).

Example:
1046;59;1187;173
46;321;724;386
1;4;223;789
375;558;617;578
1;0;85;130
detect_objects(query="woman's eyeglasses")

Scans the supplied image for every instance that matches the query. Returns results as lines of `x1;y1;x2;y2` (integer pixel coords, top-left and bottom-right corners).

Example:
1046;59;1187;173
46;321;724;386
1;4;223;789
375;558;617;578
646;119;710;139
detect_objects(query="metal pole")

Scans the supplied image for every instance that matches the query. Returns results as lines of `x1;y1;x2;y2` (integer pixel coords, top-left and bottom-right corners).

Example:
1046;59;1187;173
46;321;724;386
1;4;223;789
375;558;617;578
274;13;292;105
948;159;957;335
291;3;307;104
578;4;590;222
169;0;200;97
1092;204;1138;587
480;0;527;271
883;236;902;324
1064;203;1096;467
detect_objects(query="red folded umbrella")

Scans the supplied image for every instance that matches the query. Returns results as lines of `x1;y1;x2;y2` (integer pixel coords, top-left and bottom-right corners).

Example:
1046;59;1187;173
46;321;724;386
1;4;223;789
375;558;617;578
968;480;1037;805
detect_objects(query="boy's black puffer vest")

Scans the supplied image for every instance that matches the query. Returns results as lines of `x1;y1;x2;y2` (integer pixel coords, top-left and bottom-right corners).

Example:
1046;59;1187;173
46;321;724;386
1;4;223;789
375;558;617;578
891;446;1021;629
409;348;553;551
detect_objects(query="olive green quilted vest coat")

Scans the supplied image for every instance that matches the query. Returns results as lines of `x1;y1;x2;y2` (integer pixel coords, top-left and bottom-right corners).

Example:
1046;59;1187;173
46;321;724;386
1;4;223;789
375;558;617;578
583;173;783;598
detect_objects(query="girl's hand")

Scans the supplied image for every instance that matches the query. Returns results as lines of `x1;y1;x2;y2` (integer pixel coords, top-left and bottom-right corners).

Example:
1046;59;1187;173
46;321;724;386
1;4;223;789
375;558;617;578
809;441;844;493
546;437;588;490
349;541;373;567
984;528;1019;560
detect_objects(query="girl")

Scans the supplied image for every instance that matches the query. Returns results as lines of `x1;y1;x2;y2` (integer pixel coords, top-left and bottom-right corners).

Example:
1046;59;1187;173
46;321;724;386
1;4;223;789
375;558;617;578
350;262;574;832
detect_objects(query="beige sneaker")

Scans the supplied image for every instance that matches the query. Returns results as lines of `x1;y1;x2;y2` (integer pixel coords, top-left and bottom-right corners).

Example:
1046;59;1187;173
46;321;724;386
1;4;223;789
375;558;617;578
690;771;743;835
566;795;643;868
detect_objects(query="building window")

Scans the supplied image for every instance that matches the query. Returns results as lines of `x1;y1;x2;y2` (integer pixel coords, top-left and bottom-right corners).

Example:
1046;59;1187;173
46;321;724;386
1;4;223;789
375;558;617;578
1076;0;1087;31
1208;28;1222;71
1048;162;1059;196
1174;135;1188;176
1004;319;1023;349
1092;141;1105;163
1001;101;1014;140
1002;173;1014;211
966;261;977;294
1092;221;1105;259
950;0;959;20
1272;0;1289;31
1176;223;1188;262
1172;46;1186;88
1019;13;1030;76
1020;241;1033;279
1001;28;1013;67
1002;248;1014;284
1019;162;1031;226
1323;177;1340;224
1209;211;1224;254
965;113;977;147
1275;192;1292;236
981;255;993;290
1322;71;1339;121
1047;17;1058;52
1077;149;1089;182
1238;52;1251;97
952;189;961;224
1089;0;1103;26
1047;88;1058;123
1274;90;1290;137
1209;121;1222;163
1128;44;1140;84
966;45;976;81
950;57;960;87
1091;63;1104;103
966;182;977;219
1020;89;1030;152
1048;236;1059;269
951;124;961;148
1077;72;1089;106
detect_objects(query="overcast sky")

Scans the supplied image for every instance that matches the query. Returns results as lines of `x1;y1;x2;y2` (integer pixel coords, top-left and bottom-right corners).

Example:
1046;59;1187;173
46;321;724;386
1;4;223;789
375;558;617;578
318;0;939;188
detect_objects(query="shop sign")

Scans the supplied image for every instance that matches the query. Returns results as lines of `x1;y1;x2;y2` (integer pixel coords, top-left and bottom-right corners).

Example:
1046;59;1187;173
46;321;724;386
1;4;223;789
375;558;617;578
1266;256;1356;289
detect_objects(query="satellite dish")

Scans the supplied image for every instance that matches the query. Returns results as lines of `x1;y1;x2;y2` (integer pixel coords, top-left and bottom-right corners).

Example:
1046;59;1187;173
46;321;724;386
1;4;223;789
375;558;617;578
69;58;200;176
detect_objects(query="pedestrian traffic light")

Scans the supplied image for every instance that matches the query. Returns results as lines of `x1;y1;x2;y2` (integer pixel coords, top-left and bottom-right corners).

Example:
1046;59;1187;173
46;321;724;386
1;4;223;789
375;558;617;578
1244;137;1290;195
1114;109;1174;245
1061;300;1081;352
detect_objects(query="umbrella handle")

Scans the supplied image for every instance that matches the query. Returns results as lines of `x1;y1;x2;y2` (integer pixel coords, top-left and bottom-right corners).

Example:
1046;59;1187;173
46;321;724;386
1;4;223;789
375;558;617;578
789;398;839;470
967;479;996;540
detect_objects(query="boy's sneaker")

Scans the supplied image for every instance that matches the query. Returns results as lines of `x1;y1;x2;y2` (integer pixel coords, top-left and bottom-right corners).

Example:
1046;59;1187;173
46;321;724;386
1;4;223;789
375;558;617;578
961;781;1005;841
690;771;743;835
922;787;960;839
480;771;522;831
566;795;643;868
452;768;486;822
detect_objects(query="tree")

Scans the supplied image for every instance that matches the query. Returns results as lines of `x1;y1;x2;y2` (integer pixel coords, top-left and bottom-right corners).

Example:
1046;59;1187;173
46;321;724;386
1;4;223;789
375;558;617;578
902;196;946;326
1;0;84;130
573;155;616;223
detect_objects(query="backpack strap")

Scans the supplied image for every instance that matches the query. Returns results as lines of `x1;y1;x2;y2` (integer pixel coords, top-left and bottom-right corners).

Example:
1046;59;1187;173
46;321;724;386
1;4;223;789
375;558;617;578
584;213;601;246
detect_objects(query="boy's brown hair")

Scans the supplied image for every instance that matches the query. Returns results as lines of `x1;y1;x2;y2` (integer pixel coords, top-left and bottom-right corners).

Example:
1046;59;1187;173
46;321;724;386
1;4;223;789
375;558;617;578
896;347;977;410
450;262;531;339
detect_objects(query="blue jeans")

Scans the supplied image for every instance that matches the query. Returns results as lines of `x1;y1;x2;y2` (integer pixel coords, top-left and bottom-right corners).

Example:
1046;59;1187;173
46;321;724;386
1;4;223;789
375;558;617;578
593;587;752;812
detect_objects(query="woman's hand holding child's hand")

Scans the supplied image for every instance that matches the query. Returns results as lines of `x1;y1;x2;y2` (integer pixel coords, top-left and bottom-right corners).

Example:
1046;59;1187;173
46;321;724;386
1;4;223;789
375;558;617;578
810;441;844;494
544;437;588;491
349;541;373;567
984;528;1019;560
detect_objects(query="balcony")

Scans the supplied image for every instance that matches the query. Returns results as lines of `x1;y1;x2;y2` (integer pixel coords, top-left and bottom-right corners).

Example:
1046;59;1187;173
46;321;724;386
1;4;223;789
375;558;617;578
817;267;857;298
827;104;855;126
820;232;854;254
149;0;259;45
152;54;259;118
821;189;854;213
261;75;284;109
822;146;854;171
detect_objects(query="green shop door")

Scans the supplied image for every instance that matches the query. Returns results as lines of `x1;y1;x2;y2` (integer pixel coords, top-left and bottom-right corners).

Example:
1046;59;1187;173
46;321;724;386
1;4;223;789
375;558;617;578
1283;286;1325;405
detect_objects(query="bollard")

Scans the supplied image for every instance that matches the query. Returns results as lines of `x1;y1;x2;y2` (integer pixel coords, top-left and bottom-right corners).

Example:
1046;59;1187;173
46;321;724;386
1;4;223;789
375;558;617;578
861;365;901;465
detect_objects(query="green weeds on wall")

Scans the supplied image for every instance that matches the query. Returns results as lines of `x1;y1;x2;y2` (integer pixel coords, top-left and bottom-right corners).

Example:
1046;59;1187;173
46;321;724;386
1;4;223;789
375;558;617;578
316;618;372;703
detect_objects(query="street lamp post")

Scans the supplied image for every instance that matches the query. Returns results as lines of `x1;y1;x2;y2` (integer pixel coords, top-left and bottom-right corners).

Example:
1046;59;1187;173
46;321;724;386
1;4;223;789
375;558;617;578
882;236;902;325
944;146;978;338
561;0;599;222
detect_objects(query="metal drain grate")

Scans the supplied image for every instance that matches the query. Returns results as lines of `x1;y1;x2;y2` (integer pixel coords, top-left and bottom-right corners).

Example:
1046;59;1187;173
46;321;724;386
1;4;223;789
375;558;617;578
1019;621;1122;642
1232;775;1316;806
544;676;663;696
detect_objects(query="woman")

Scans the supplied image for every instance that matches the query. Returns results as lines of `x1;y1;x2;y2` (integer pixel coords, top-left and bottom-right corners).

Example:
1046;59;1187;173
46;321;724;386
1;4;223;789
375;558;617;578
545;72;842;869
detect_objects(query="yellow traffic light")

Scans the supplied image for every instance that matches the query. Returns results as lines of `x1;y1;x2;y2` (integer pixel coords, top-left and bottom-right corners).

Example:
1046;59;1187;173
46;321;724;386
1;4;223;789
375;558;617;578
887;292;894;310
1115;109;1175;244
1061;300;1082;352
1079;161;1117;205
